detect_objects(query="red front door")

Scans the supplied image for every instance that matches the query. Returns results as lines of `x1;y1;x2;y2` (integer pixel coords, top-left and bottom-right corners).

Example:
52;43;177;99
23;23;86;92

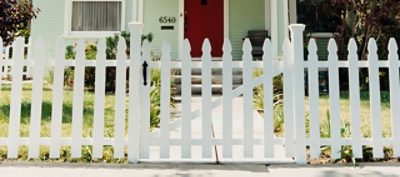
184;0;224;58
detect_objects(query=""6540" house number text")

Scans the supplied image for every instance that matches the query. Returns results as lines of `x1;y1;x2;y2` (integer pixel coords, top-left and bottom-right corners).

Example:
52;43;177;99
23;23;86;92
159;16;176;24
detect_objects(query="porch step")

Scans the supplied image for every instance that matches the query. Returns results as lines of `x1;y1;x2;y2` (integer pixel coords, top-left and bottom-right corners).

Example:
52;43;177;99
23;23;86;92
172;68;243;95
172;75;243;85
173;68;243;75
173;84;242;95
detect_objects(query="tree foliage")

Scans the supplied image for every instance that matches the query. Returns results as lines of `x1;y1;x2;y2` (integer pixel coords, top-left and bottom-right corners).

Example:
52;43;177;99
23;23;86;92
333;0;400;60
0;0;39;46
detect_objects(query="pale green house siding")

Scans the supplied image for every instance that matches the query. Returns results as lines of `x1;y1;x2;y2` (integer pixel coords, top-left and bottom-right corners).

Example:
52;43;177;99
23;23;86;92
31;0;65;57
143;0;180;59
229;0;265;59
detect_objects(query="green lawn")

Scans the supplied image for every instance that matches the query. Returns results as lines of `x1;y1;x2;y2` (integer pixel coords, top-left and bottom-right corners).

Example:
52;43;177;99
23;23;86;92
0;84;392;139
304;91;392;138
0;84;126;138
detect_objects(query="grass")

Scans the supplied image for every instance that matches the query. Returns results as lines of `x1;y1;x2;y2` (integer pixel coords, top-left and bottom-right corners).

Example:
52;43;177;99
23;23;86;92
0;83;126;138
0;76;395;163
252;71;392;139
305;91;393;138
0;68;172;162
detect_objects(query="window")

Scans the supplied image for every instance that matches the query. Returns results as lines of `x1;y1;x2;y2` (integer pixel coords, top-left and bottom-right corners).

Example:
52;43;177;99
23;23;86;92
66;0;125;36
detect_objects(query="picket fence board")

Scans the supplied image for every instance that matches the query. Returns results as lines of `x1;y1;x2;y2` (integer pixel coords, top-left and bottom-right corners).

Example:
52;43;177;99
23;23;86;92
243;39;254;158
140;40;151;159
307;39;321;159
28;38;46;159
328;38;341;160
201;39;213;159
160;41;171;159
181;39;192;159
262;39;275;158
50;38;66;158
8;37;25;158
114;38;127;158
71;39;86;158
388;38;400;157
282;39;294;158
222;39;233;158
93;39;107;158
348;38;363;158
368;39;384;158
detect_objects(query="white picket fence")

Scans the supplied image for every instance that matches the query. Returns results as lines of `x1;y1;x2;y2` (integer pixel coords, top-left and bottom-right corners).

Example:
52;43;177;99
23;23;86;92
0;23;399;164
0;38;32;80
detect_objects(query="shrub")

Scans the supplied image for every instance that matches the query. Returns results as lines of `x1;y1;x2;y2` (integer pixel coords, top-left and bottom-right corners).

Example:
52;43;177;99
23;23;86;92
61;32;174;129
64;32;153;91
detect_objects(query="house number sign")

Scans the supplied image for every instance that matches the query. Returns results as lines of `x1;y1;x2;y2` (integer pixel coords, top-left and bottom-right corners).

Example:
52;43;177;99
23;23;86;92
159;16;177;24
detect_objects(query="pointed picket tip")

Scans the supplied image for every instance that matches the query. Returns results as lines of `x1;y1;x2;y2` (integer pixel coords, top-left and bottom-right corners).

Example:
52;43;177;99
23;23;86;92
222;39;232;53
308;38;317;53
54;38;65;62
97;38;106;54
202;38;212;53
388;38;398;54
33;37;45;61
117;37;126;51
34;37;45;52
183;39;191;52
116;37;127;63
77;38;85;48
76;39;86;60
263;39;272;52
55;37;65;49
348;38;358;52
243;38;252;52
142;39;150;50
13;37;25;48
282;38;291;52
161;40;171;55
328;38;338;52
16;36;24;43
368;38;378;52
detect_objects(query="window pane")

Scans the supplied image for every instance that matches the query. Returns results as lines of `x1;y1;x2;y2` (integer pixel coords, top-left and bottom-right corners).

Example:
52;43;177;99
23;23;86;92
71;1;122;31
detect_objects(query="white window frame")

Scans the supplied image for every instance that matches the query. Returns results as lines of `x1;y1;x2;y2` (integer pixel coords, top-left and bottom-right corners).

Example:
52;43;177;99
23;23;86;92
64;0;126;38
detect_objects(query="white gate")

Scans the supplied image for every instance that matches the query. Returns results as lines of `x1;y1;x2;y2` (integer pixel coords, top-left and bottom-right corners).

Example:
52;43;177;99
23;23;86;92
133;24;306;163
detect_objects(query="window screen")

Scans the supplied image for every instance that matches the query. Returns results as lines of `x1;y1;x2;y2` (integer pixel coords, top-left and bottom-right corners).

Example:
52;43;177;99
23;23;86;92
71;1;122;31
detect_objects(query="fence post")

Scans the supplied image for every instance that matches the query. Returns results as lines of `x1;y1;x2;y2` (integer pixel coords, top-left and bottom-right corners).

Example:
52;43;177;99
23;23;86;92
289;24;307;164
128;21;143;164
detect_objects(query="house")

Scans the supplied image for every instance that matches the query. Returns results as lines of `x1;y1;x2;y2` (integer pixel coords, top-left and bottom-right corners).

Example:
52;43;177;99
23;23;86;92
31;0;297;59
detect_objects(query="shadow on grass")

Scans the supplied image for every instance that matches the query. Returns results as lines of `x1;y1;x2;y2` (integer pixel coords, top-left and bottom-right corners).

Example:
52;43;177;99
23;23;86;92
0;101;94;124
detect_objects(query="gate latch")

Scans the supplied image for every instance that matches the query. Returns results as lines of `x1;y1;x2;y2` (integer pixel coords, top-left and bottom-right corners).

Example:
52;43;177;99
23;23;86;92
142;61;148;86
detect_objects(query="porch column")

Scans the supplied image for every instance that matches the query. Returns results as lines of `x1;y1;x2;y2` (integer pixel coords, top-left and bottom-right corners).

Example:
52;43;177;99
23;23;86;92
270;0;290;58
270;0;278;58
132;0;143;22
283;0;289;39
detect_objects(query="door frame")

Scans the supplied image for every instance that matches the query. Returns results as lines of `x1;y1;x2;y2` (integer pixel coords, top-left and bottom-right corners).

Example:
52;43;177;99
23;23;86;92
178;0;229;59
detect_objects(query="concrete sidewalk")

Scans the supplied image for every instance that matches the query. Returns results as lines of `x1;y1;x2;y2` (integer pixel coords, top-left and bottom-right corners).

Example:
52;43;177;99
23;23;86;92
0;162;400;177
